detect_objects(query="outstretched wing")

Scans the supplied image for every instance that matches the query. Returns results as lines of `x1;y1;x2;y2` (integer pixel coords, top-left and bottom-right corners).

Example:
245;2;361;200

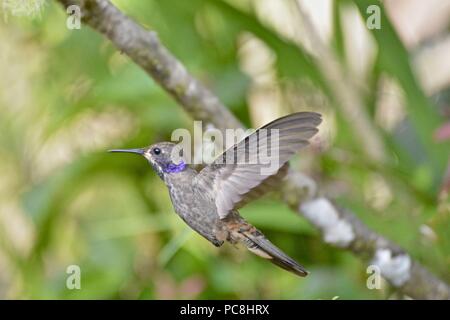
193;112;322;219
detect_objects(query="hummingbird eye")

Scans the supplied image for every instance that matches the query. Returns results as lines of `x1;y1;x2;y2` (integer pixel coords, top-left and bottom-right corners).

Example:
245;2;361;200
152;147;161;155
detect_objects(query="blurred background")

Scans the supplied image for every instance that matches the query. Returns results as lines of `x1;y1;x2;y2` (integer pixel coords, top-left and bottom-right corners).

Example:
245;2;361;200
0;0;449;299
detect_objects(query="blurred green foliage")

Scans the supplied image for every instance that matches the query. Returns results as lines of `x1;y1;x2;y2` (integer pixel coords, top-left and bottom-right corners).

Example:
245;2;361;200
0;0;448;299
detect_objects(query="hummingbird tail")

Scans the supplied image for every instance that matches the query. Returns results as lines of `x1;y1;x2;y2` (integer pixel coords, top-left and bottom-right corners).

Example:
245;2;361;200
235;228;308;277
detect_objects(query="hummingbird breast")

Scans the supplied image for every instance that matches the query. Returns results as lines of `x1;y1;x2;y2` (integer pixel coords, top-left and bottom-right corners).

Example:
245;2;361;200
165;170;227;247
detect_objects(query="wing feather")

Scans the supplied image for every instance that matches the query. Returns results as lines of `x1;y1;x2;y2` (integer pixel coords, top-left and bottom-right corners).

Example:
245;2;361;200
193;112;321;219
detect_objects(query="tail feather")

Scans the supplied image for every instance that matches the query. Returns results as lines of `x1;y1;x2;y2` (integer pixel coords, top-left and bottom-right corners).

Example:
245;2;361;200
239;229;308;277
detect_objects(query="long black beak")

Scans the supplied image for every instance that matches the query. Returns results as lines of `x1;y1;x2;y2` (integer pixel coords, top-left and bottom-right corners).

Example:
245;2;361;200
108;148;145;155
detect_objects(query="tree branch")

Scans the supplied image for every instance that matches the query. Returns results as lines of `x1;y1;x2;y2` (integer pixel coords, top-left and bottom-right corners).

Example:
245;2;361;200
56;0;450;299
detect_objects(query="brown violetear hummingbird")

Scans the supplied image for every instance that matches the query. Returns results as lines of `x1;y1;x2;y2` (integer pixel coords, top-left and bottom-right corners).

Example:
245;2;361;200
110;112;321;277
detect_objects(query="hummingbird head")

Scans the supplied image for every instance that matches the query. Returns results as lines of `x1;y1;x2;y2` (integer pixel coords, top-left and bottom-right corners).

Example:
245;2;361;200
109;142;186;180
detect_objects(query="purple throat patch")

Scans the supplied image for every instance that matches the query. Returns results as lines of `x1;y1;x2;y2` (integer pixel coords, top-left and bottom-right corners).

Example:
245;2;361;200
165;160;186;173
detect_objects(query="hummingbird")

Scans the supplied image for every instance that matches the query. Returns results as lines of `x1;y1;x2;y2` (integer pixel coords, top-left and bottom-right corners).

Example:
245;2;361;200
110;112;321;277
